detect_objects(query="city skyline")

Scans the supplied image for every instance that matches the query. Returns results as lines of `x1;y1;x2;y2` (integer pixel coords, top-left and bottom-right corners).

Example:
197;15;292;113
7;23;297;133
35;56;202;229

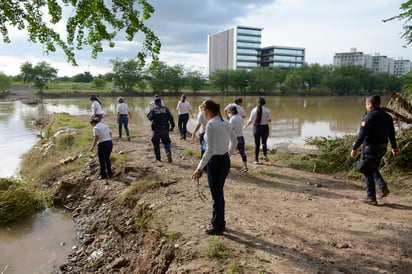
0;0;409;77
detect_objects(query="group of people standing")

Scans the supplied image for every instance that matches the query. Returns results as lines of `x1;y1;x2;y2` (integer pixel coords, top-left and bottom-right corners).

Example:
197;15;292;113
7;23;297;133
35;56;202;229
88;93;399;237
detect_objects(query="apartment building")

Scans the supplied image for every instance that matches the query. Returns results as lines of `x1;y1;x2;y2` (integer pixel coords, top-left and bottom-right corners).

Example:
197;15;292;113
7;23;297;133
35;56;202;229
208;26;306;74
333;48;410;76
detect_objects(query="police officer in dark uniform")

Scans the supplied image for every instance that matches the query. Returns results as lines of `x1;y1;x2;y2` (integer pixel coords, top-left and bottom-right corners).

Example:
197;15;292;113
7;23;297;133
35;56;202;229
351;95;399;205
147;97;175;163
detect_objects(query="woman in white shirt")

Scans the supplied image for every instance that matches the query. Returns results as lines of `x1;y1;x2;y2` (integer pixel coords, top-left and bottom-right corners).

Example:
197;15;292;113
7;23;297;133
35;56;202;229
244;97;271;164
116;97;132;141
228;106;248;172
89;117;113;179
90;95;103;121
176;94;193;140
191;101;208;156
192;100;237;235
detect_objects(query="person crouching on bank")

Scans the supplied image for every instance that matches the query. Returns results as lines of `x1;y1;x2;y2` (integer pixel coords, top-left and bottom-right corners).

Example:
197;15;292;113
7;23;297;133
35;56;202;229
89;117;113;180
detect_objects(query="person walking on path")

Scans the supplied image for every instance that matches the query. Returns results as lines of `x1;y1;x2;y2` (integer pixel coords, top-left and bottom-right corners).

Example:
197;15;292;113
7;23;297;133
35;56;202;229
192;101;208;157
116;97;131;141
228;106;248;173
224;98;246;119
176;94;194;140
192;100;237;235
147;97;175;163
351;95;399;206
90;95;103;121
244;97;271;165
89;117;113;180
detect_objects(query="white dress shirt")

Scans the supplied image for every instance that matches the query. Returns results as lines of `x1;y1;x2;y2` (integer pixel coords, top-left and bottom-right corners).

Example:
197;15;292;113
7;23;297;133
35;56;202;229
93;122;112;143
247;106;271;125
197;116;238;170
176;101;192;115
229;114;244;137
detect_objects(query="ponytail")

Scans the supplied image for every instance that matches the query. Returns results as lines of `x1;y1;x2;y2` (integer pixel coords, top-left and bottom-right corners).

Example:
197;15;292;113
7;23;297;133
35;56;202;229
255;97;266;125
202;99;223;121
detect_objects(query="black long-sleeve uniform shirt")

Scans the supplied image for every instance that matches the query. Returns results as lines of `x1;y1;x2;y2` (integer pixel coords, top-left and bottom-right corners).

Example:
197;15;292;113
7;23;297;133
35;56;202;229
147;104;175;130
352;108;397;150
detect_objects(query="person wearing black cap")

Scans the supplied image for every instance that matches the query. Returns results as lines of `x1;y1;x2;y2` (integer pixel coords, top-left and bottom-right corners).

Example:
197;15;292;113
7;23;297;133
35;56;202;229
147;98;175;163
90;95;103;121
89;117;113;179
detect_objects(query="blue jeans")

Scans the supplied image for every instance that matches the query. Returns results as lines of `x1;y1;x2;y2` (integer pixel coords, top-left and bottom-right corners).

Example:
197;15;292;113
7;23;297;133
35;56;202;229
207;153;230;230
362;145;388;199
151;128;171;161
97;140;113;177
118;114;130;138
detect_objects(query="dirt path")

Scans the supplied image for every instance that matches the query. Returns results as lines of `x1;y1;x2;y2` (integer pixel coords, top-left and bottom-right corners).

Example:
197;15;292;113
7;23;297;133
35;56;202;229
58;113;412;273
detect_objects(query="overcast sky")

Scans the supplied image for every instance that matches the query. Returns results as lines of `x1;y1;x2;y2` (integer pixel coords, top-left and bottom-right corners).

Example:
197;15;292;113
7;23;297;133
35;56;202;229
0;0;409;77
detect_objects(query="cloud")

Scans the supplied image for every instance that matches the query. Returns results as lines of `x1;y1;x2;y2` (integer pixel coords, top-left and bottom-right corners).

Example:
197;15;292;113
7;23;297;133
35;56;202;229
0;0;409;77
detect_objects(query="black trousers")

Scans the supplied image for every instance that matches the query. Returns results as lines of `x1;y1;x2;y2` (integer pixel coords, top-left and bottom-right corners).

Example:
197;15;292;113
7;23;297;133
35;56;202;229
207;153;230;230
97;140;113;177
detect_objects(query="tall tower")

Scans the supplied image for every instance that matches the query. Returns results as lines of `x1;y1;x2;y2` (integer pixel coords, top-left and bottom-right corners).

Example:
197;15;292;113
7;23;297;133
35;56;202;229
208;26;262;74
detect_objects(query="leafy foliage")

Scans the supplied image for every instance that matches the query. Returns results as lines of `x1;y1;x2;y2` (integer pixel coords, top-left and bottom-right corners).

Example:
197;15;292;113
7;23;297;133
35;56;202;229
306;135;357;173
19;61;58;93
0;178;45;225
0;0;160;66
384;1;412;46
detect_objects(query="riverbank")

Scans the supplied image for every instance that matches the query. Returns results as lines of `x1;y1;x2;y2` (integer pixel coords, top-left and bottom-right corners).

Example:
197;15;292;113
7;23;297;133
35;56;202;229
19;112;412;273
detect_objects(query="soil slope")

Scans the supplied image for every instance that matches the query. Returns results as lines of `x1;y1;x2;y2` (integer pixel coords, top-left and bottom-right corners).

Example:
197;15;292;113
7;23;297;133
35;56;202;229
53;113;412;274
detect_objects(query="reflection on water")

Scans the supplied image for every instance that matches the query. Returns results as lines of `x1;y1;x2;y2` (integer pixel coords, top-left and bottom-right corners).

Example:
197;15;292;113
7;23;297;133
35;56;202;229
41;96;368;146
0;101;41;177
0;208;75;274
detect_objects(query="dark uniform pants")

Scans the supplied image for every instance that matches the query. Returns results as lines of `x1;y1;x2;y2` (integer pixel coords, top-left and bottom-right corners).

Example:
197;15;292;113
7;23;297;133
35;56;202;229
151;128;171;161
362;145;388;199
253;124;269;161
98;140;113;177
207;153;230;231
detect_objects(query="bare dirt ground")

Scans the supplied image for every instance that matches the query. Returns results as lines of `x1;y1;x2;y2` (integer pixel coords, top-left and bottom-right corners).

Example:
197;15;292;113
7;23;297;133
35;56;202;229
46;112;412;274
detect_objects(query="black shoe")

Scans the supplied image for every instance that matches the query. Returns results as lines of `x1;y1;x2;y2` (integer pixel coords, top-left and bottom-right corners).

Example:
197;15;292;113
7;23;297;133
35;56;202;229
205;225;224;235
97;175;107;180
167;152;172;163
380;188;390;199
358;197;377;206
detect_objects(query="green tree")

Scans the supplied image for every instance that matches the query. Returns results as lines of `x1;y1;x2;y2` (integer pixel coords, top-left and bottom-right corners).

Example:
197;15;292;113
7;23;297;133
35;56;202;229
384;1;412;46
209;70;230;93
284;69;304;92
185;71;206;92
72;72;93;83
166;64;185;92
148;61;168;92
248;67;276;92
110;58;145;91
0;0;160;66
19;61;58;94
0;73;12;92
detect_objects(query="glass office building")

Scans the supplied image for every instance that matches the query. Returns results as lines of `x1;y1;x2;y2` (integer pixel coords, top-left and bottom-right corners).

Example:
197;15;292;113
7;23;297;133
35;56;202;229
208;26;306;74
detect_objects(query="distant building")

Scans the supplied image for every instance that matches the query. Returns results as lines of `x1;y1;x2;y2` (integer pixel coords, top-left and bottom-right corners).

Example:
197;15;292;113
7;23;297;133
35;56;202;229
333;47;410;77
333;48;371;67
260;46;305;69
208;26;306;74
393;59;411;77
208;26;262;73
371;54;394;74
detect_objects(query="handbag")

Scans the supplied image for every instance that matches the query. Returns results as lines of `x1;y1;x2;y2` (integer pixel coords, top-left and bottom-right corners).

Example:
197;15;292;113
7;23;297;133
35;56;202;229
354;155;376;174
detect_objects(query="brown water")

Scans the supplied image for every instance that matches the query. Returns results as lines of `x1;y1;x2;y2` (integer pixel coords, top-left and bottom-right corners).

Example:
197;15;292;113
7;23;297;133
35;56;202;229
0;208;75;274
